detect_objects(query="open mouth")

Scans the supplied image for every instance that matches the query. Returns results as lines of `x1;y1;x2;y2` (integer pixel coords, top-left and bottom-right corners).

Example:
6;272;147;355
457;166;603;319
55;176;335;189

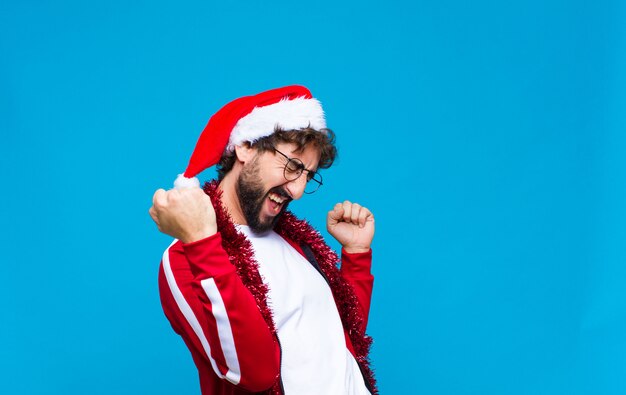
267;190;290;214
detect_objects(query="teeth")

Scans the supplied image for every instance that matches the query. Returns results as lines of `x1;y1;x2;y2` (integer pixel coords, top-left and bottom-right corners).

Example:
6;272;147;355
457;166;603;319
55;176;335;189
269;193;285;204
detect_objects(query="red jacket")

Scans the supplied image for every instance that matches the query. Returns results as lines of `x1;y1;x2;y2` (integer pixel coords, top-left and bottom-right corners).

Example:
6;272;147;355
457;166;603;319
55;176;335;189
158;231;374;394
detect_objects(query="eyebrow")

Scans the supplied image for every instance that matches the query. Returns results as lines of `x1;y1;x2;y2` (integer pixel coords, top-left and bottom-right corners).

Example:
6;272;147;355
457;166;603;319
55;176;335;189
274;148;318;174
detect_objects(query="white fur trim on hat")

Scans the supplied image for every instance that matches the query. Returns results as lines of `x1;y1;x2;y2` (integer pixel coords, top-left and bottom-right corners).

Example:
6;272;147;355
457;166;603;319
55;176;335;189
227;97;326;150
174;174;201;189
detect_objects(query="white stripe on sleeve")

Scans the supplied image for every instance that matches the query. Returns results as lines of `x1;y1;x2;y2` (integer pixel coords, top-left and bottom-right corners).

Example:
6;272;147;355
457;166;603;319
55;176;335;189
201;278;241;384
162;241;241;385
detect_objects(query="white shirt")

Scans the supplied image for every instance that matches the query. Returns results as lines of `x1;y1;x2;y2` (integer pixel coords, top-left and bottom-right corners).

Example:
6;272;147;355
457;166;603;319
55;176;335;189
237;226;370;395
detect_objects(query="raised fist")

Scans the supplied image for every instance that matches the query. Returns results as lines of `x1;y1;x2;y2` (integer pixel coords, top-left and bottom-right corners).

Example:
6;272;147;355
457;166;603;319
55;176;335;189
149;187;217;243
327;201;375;254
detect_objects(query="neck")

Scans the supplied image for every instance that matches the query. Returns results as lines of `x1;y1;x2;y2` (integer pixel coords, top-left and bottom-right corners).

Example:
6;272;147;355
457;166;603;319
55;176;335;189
218;171;247;226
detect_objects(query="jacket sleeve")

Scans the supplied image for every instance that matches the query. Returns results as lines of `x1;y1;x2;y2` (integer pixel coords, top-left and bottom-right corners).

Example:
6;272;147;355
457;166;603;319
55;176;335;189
158;233;280;392
339;248;374;328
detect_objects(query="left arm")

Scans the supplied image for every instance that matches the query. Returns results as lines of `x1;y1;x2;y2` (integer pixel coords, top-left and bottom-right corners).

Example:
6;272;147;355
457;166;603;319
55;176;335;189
340;248;374;326
327;201;375;327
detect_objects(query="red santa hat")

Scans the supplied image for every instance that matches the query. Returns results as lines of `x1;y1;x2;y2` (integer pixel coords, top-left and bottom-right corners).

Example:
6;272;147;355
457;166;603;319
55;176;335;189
174;85;327;189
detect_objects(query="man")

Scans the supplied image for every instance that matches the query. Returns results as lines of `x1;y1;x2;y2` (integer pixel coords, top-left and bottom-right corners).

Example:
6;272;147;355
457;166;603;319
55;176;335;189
149;85;377;394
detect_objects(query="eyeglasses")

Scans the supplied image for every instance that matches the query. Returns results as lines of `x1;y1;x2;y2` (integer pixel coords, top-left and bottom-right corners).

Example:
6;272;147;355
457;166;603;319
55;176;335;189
272;146;323;194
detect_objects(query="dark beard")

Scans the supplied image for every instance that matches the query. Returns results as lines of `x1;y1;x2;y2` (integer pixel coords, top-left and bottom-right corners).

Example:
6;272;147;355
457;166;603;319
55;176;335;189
236;159;290;234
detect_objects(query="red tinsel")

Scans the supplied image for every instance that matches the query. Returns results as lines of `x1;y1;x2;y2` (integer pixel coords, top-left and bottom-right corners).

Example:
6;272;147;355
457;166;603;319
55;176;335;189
204;181;378;394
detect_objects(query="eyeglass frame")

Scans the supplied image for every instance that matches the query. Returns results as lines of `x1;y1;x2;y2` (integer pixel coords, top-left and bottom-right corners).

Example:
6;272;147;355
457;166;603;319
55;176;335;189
271;145;323;194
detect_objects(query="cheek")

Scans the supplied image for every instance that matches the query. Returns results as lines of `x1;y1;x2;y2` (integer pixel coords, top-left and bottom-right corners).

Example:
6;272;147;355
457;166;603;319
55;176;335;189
263;167;287;186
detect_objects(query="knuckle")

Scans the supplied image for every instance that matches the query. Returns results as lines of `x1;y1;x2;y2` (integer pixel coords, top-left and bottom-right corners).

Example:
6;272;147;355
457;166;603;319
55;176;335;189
154;191;169;206
153;188;165;199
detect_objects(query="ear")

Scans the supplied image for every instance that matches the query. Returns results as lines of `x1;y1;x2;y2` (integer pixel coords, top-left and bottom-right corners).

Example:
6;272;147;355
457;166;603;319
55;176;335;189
234;143;255;163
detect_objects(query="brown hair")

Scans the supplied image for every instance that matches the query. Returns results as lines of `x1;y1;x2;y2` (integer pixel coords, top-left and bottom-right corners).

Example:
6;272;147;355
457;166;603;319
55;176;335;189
216;127;337;180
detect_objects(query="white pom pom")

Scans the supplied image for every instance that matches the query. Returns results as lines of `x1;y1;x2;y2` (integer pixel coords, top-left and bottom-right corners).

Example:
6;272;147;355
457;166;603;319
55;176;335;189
174;174;200;189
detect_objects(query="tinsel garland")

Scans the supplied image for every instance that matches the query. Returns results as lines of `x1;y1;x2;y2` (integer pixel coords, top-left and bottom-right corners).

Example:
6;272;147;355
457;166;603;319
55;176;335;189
204;180;378;394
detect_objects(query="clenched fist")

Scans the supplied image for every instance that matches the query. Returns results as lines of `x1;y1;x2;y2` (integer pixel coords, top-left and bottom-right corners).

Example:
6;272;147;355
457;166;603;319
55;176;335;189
149;187;217;243
327;201;375;254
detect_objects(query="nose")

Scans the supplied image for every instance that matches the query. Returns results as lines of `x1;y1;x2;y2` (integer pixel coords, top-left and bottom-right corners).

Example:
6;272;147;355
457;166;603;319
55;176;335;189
285;173;308;200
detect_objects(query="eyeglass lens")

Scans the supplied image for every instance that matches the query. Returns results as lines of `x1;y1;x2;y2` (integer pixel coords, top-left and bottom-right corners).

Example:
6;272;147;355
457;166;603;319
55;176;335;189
282;158;322;194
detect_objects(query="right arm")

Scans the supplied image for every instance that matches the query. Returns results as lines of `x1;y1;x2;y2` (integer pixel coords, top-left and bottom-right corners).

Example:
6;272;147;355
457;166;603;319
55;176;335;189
152;187;280;392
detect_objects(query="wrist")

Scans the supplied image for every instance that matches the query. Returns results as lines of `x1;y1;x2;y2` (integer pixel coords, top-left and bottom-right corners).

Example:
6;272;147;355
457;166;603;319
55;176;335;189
181;226;218;244
343;245;371;254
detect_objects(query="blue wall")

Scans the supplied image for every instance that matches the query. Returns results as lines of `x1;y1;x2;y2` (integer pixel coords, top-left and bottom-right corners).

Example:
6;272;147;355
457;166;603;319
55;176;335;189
2;1;625;393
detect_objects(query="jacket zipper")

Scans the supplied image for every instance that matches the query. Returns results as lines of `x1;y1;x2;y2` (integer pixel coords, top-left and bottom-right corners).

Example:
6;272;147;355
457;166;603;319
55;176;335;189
276;336;285;394
356;359;375;394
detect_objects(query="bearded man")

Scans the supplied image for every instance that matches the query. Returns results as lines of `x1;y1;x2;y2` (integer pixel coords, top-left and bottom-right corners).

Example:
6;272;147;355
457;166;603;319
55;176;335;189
149;86;377;395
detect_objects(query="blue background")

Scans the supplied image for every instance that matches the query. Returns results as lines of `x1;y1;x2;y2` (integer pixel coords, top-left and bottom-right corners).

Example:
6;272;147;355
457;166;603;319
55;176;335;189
2;1;625;394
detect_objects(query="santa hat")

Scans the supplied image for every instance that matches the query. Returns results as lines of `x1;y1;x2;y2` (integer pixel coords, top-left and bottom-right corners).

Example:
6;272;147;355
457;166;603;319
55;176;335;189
174;85;327;189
